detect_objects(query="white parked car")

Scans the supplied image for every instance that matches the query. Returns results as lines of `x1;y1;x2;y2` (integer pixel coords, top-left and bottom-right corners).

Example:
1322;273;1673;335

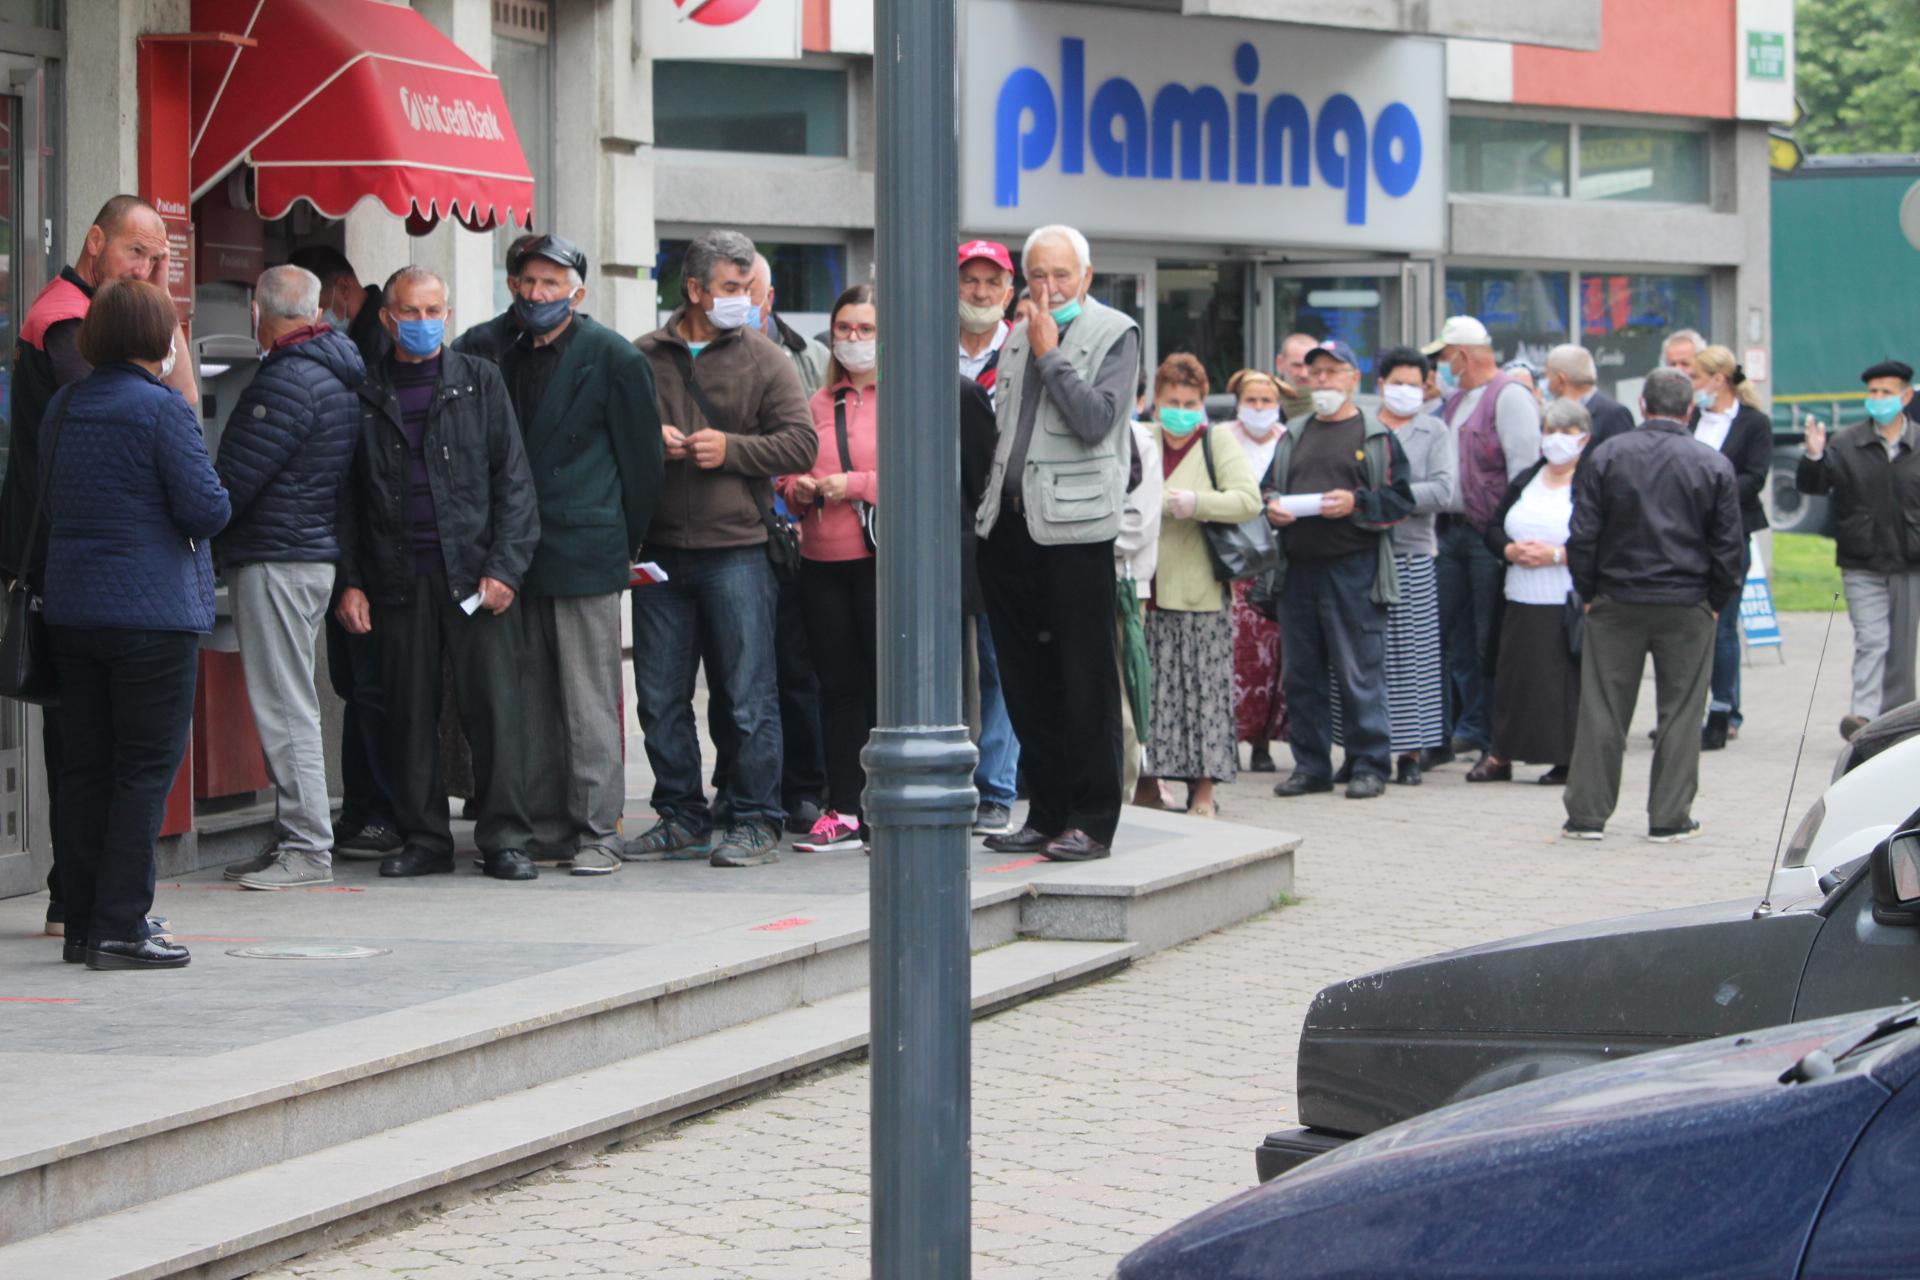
1770;727;1920;902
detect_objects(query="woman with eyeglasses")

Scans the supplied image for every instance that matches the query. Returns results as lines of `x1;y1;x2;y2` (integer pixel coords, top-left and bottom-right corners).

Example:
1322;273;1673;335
781;284;879;853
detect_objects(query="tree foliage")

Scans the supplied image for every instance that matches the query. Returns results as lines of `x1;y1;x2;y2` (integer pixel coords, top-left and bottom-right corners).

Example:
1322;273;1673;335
1796;0;1920;154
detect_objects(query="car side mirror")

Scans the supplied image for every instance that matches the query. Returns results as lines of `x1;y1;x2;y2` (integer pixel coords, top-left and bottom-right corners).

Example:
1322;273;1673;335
1870;829;1920;923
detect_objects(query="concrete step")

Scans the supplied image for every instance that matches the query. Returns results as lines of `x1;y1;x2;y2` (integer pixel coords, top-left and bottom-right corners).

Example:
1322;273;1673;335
0;938;1136;1280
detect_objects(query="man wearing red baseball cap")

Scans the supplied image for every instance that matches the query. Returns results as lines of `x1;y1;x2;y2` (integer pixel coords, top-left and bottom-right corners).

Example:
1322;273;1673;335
958;240;1015;396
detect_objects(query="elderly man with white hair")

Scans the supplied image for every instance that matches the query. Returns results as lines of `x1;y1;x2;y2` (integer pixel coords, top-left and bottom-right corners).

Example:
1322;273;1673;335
976;223;1140;862
1545;343;1636;446
215;263;367;890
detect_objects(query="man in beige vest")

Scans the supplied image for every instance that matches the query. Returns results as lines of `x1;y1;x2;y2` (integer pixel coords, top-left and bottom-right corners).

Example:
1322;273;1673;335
976;224;1140;862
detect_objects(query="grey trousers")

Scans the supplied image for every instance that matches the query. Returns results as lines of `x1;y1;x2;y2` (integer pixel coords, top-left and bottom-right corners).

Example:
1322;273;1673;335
231;561;337;859
1841;568;1920;720
1565;599;1715;832
521;592;626;851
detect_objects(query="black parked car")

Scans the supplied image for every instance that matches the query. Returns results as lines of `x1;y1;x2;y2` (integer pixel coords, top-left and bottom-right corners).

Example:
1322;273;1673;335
1257;810;1920;1181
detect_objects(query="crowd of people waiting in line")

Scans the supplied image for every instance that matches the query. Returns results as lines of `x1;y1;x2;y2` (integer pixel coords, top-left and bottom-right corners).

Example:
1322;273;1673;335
6;198;1917;972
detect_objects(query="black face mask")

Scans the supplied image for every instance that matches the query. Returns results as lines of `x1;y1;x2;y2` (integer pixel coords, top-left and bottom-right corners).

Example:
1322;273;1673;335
513;293;573;335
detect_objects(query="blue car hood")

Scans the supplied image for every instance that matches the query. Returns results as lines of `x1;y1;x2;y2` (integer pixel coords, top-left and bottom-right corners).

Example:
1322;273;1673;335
1126;1011;1911;1279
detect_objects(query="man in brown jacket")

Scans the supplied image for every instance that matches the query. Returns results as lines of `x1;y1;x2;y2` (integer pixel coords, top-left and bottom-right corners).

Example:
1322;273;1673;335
629;229;819;868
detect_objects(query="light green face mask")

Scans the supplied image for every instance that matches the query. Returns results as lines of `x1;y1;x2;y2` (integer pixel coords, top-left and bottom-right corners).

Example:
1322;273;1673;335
1050;298;1083;326
1158;406;1205;436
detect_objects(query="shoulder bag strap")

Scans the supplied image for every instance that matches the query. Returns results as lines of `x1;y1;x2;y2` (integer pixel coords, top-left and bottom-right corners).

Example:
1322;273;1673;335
1198;423;1218;491
17;386;75;581
665;342;783;537
832;390;853;473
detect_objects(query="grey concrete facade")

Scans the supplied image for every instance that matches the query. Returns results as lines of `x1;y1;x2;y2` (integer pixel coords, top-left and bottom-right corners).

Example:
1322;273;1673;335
1184;0;1603;49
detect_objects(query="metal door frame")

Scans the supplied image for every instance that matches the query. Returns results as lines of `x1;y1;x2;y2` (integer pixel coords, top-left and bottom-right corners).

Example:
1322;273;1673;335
1089;254;1155;371
1256;258;1439;371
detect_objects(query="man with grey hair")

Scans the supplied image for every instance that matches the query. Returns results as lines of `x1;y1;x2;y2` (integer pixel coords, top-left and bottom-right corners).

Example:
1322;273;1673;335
748;252;830;395
976;223;1139;862
215;264;366;888
1545;343;1635;446
633;229;818;868
1662;329;1705;375
1562;366;1742;844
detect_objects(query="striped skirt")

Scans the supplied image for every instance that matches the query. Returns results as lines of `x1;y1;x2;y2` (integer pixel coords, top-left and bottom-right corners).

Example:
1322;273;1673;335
1332;553;1446;753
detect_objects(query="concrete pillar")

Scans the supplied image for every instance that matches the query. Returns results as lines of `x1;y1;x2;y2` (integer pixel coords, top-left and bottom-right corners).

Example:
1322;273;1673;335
411;0;499;331
556;0;655;336
343;203;410;294
62;0;190;248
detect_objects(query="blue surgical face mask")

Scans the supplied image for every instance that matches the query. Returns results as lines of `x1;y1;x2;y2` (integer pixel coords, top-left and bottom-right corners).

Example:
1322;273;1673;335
1050;298;1083;327
513;293;575;336
1694;389;1717;411
1866;395;1905;425
395;317;445;358
1158;405;1204;437
1436;363;1459;393
748;303;766;332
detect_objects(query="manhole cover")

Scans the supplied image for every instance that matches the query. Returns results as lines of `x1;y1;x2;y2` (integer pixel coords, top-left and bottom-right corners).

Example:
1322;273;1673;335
225;944;391;960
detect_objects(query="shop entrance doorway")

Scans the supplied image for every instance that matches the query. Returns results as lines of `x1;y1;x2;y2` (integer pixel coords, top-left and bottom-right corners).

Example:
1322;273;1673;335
1259;261;1436;379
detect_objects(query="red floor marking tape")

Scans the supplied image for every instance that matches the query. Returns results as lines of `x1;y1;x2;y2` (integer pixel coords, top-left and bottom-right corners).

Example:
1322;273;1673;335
984;855;1047;873
750;917;817;932
0;996;77;1004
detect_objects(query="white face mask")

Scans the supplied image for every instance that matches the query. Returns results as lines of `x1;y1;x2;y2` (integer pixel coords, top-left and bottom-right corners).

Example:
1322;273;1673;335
1310;388;1347;418
1381;384;1426;418
1541;431;1587;466
705;295;755;330
959;299;1005;334
159;344;177;380
834;339;878;373
1238;405;1282;437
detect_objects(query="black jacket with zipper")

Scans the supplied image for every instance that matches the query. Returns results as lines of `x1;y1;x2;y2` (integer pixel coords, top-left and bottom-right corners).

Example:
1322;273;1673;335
338;348;541;607
1570;417;1744;612
1796;418;1920;573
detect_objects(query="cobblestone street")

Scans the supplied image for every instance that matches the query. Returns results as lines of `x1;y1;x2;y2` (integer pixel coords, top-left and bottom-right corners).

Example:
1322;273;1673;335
261;612;1852;1280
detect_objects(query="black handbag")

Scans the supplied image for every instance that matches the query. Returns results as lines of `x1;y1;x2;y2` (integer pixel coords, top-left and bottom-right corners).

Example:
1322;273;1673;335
665;344;802;583
1564;587;1586;659
0;387;73;705
1197;428;1280;583
832;390;878;554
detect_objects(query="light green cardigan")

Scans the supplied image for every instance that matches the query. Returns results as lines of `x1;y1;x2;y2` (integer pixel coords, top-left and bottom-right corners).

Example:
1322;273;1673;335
1152;423;1262;613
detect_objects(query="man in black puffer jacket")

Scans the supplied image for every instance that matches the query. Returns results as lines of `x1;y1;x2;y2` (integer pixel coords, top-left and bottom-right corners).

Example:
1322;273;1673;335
215;265;365;891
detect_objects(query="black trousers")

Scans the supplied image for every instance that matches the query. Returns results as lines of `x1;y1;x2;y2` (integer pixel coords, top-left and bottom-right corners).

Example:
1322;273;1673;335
373;574;533;856
325;608;396;829
799;556;878;819
980;515;1123;845
705;571;829;810
41;712;62;915
48;626;199;944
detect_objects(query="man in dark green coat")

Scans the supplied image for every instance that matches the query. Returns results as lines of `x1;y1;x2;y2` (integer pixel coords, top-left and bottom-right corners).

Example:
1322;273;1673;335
499;234;665;876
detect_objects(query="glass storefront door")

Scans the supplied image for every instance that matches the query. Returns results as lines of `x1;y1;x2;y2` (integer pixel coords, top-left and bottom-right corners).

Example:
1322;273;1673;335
1260;261;1435;379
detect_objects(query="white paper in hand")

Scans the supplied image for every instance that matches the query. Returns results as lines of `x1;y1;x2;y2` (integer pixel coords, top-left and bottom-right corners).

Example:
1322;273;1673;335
459;591;485;616
1277;493;1325;518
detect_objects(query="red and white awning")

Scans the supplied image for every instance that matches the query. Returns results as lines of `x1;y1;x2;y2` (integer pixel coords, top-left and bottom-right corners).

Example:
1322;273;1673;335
189;0;534;230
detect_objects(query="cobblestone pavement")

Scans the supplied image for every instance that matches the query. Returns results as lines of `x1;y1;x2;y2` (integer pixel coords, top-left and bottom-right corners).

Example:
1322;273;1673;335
261;612;1854;1279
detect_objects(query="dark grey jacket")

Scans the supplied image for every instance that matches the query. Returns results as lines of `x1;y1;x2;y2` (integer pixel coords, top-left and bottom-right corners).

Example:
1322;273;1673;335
1570;418;1744;612
1796;418;1920;573
338;349;540;606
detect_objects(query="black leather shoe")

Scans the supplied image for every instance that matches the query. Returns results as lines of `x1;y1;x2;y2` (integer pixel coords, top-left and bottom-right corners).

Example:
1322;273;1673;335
1346;772;1387;799
983;825;1053;854
1538;765;1570;786
380;846;455;878
86;937;191;970
1394;755;1423;786
1420;746;1456;768
62;937;86;964
1042;829;1111;862
1272;773;1333;797
483;849;539;881
1333;758;1355;785
1248;748;1277;773
1701;710;1730;752
1466;755;1512;783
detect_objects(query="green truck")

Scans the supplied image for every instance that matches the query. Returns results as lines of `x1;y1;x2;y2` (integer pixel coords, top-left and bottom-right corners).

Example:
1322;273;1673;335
1770;154;1920;533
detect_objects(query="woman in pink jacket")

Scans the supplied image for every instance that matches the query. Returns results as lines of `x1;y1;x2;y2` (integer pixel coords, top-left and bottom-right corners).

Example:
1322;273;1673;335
780;284;878;852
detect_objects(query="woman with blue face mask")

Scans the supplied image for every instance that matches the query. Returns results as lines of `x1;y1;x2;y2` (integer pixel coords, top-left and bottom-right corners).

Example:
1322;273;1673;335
1686;344;1772;750
1133;354;1262;818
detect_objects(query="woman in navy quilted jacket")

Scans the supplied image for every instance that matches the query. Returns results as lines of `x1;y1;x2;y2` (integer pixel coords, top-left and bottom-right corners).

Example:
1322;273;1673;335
42;279;229;970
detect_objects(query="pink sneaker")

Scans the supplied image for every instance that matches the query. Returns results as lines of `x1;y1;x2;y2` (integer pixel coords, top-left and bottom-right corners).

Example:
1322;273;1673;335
794;811;863;852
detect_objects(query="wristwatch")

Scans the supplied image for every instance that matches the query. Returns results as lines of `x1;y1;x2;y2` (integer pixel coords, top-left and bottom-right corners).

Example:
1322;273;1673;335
1553;547;1564;565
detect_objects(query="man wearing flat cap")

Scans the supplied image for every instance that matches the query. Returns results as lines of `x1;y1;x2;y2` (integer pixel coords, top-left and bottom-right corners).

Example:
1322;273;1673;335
1797;359;1920;739
500;234;665;876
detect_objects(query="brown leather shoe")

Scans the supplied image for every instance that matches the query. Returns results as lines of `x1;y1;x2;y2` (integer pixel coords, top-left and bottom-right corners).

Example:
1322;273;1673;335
983;824;1053;854
1041;829;1111;862
1465;755;1512;783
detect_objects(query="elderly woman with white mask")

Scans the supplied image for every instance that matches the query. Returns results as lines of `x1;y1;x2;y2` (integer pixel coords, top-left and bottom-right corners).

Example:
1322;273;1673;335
1224;367;1290;771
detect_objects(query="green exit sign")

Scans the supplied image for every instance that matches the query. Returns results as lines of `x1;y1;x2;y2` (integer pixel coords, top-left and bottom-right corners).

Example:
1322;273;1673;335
1748;30;1787;80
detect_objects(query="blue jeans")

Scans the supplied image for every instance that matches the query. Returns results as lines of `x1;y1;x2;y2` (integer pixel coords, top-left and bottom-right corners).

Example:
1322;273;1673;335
632;545;783;832
1279;551;1391;781
1436;521;1504;749
974;612;1021;807
1709;601;1743;723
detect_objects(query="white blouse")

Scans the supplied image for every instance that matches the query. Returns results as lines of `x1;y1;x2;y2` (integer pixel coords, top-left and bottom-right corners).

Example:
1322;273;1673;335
1694;407;1734;452
1503;471;1575;605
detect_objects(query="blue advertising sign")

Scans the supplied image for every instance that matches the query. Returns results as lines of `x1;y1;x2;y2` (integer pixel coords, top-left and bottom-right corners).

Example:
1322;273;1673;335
1741;538;1783;651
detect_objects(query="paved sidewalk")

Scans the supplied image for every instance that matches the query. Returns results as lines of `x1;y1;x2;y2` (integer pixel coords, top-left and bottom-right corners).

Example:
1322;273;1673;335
258;611;1854;1279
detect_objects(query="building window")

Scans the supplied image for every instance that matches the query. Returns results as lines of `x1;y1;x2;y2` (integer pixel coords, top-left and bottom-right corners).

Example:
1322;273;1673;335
493;18;554;309
1452;115;1708;205
1444;267;1573;371
653;62;849;157
1449;118;1569;199
1575;126;1708;204
656;239;848;319
1579;272;1710;397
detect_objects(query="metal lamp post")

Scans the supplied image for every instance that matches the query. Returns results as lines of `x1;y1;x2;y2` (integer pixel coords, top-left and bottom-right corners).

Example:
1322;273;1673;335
862;0;973;1276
